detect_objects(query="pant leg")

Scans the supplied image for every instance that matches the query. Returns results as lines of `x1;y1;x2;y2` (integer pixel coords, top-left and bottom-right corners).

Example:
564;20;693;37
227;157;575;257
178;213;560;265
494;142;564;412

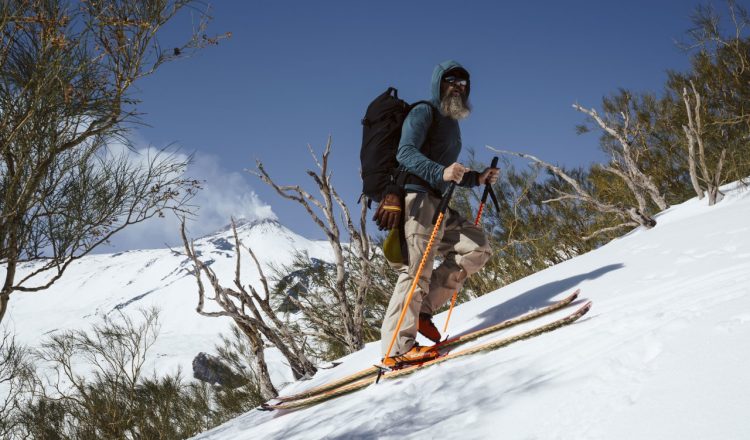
420;208;491;316
380;193;445;357
421;258;464;317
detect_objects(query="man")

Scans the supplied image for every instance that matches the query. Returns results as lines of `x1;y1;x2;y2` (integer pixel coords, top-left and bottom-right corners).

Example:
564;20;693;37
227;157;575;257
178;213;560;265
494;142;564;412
374;60;499;366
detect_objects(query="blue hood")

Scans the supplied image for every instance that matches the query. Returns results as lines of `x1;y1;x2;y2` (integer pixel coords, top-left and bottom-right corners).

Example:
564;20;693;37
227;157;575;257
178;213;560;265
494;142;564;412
430;60;470;104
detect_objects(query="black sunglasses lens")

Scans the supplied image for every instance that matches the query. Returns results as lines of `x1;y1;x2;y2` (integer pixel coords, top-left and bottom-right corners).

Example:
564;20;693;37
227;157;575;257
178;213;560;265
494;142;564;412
444;76;466;86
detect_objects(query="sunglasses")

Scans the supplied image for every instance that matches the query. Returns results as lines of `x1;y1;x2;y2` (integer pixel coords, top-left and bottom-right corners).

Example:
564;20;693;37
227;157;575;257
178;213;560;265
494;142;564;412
443;76;468;87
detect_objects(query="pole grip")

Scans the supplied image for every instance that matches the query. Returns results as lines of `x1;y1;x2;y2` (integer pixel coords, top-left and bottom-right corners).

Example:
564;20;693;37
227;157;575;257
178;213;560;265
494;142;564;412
480;156;499;204
433;182;456;224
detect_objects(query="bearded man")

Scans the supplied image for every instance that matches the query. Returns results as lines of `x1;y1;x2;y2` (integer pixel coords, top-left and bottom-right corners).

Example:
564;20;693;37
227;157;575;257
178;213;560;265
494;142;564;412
374;60;500;366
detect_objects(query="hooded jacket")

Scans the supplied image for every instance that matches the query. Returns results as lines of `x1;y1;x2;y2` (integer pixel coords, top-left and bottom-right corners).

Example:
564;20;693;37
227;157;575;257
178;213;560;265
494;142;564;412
396;60;477;195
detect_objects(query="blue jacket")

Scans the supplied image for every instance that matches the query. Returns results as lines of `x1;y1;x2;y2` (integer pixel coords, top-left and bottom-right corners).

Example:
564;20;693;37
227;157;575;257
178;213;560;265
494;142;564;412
396;60;476;194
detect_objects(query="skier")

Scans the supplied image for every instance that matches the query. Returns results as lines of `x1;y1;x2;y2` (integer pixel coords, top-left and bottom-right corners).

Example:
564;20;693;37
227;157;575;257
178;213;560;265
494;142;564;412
374;60;499;366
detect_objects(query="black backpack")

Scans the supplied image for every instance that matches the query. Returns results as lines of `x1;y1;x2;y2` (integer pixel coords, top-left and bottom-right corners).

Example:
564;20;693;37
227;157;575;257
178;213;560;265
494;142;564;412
360;87;434;205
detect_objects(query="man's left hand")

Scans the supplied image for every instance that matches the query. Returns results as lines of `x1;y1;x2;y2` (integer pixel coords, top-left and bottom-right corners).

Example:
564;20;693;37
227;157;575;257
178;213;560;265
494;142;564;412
478;166;500;185
372;193;402;230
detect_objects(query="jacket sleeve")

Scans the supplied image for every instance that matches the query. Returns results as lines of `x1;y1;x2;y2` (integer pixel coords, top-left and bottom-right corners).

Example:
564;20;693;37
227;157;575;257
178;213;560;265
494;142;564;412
459;171;480;188
396;104;445;189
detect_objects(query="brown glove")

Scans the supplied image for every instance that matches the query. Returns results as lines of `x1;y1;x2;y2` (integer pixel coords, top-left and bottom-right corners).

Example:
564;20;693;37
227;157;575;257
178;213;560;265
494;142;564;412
372;193;402;231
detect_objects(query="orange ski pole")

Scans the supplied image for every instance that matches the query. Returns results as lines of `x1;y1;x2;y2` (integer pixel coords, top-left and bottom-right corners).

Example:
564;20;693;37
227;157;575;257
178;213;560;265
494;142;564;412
442;157;498;333
384;183;456;361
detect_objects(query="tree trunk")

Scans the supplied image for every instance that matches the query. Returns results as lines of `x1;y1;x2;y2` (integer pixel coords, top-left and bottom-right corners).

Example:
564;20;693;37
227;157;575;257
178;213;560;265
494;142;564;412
683;125;705;200
255;323;316;379
706;148;727;206
0;292;9;325
331;240;361;352
237;323;277;399
0;235;18;325
627;207;656;228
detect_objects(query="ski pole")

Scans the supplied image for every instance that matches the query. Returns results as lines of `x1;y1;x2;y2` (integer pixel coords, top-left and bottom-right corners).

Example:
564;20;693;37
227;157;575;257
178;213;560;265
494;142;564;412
474;156;499;226
442;157;498;333
384;182;456;361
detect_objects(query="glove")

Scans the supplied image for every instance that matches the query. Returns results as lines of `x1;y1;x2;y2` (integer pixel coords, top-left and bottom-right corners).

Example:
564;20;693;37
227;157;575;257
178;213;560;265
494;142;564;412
372;193;402;231
458;170;480;188
478;166;500;185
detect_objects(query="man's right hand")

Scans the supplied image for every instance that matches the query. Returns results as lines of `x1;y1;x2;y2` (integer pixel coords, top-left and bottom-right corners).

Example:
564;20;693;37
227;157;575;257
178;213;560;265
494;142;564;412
443;162;467;183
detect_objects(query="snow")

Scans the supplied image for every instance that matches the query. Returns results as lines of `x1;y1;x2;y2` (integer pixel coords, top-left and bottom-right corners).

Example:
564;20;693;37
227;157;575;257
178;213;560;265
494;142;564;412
4;218;332;385
192;181;750;440
4;182;750;439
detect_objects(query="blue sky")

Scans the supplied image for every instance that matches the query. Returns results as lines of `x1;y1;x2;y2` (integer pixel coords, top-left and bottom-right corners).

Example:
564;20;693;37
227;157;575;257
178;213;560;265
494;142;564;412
110;0;720;249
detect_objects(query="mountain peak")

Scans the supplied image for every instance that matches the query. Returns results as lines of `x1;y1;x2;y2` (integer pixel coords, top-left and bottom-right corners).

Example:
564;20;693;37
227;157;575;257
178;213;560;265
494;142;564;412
199;217;282;239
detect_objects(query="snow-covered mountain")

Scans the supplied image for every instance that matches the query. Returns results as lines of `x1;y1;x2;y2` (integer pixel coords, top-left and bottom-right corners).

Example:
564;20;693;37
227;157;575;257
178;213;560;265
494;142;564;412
194;182;750;440
5;218;331;384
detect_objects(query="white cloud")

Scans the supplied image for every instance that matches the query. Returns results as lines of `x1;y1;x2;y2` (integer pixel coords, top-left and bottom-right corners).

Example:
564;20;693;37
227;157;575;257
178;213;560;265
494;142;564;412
184;152;276;231
99;144;275;253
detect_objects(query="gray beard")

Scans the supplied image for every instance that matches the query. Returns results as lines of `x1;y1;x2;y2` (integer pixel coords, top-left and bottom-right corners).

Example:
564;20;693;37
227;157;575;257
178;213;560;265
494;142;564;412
440;93;471;120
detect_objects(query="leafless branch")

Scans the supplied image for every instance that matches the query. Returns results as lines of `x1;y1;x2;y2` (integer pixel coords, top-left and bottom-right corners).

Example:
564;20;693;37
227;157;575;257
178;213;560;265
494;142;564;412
488;146;656;230
573;103;668;211
248;136;375;353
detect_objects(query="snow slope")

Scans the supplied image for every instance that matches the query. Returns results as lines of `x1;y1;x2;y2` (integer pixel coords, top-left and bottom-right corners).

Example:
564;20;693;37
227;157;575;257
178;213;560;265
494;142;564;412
4;219;331;384
194;182;750;440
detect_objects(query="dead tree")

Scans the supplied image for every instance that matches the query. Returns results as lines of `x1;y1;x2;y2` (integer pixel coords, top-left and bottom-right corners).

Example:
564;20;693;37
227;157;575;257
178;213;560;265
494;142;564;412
573;103;670;213
488;147;655;239
181;219;316;393
682;81;727;205
250;136;373;353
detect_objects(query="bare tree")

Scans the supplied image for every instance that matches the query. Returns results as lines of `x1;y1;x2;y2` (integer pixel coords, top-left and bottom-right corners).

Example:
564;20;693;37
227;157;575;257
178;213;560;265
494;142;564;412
673;1;750;202
0;328;31;438
573;102;670;213
181;219;316;392
0;0;227;324
682;81;726;205
488;147;655;239
250;136;375;353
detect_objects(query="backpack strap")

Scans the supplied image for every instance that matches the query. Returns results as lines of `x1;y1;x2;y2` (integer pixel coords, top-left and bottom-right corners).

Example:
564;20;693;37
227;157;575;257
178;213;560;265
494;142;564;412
408;100;437;156
409;100;436;120
398;100;441;197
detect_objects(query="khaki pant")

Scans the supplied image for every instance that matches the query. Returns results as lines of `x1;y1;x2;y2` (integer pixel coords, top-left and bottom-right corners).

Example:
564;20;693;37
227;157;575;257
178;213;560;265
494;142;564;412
381;192;491;357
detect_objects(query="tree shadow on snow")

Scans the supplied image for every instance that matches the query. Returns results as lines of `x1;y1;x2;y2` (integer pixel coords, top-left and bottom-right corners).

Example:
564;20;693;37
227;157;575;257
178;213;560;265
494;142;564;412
456;263;622;336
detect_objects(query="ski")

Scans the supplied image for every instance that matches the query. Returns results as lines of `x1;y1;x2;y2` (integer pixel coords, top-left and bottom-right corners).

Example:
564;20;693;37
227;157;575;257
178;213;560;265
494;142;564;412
271;289;579;404
262;299;591;411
